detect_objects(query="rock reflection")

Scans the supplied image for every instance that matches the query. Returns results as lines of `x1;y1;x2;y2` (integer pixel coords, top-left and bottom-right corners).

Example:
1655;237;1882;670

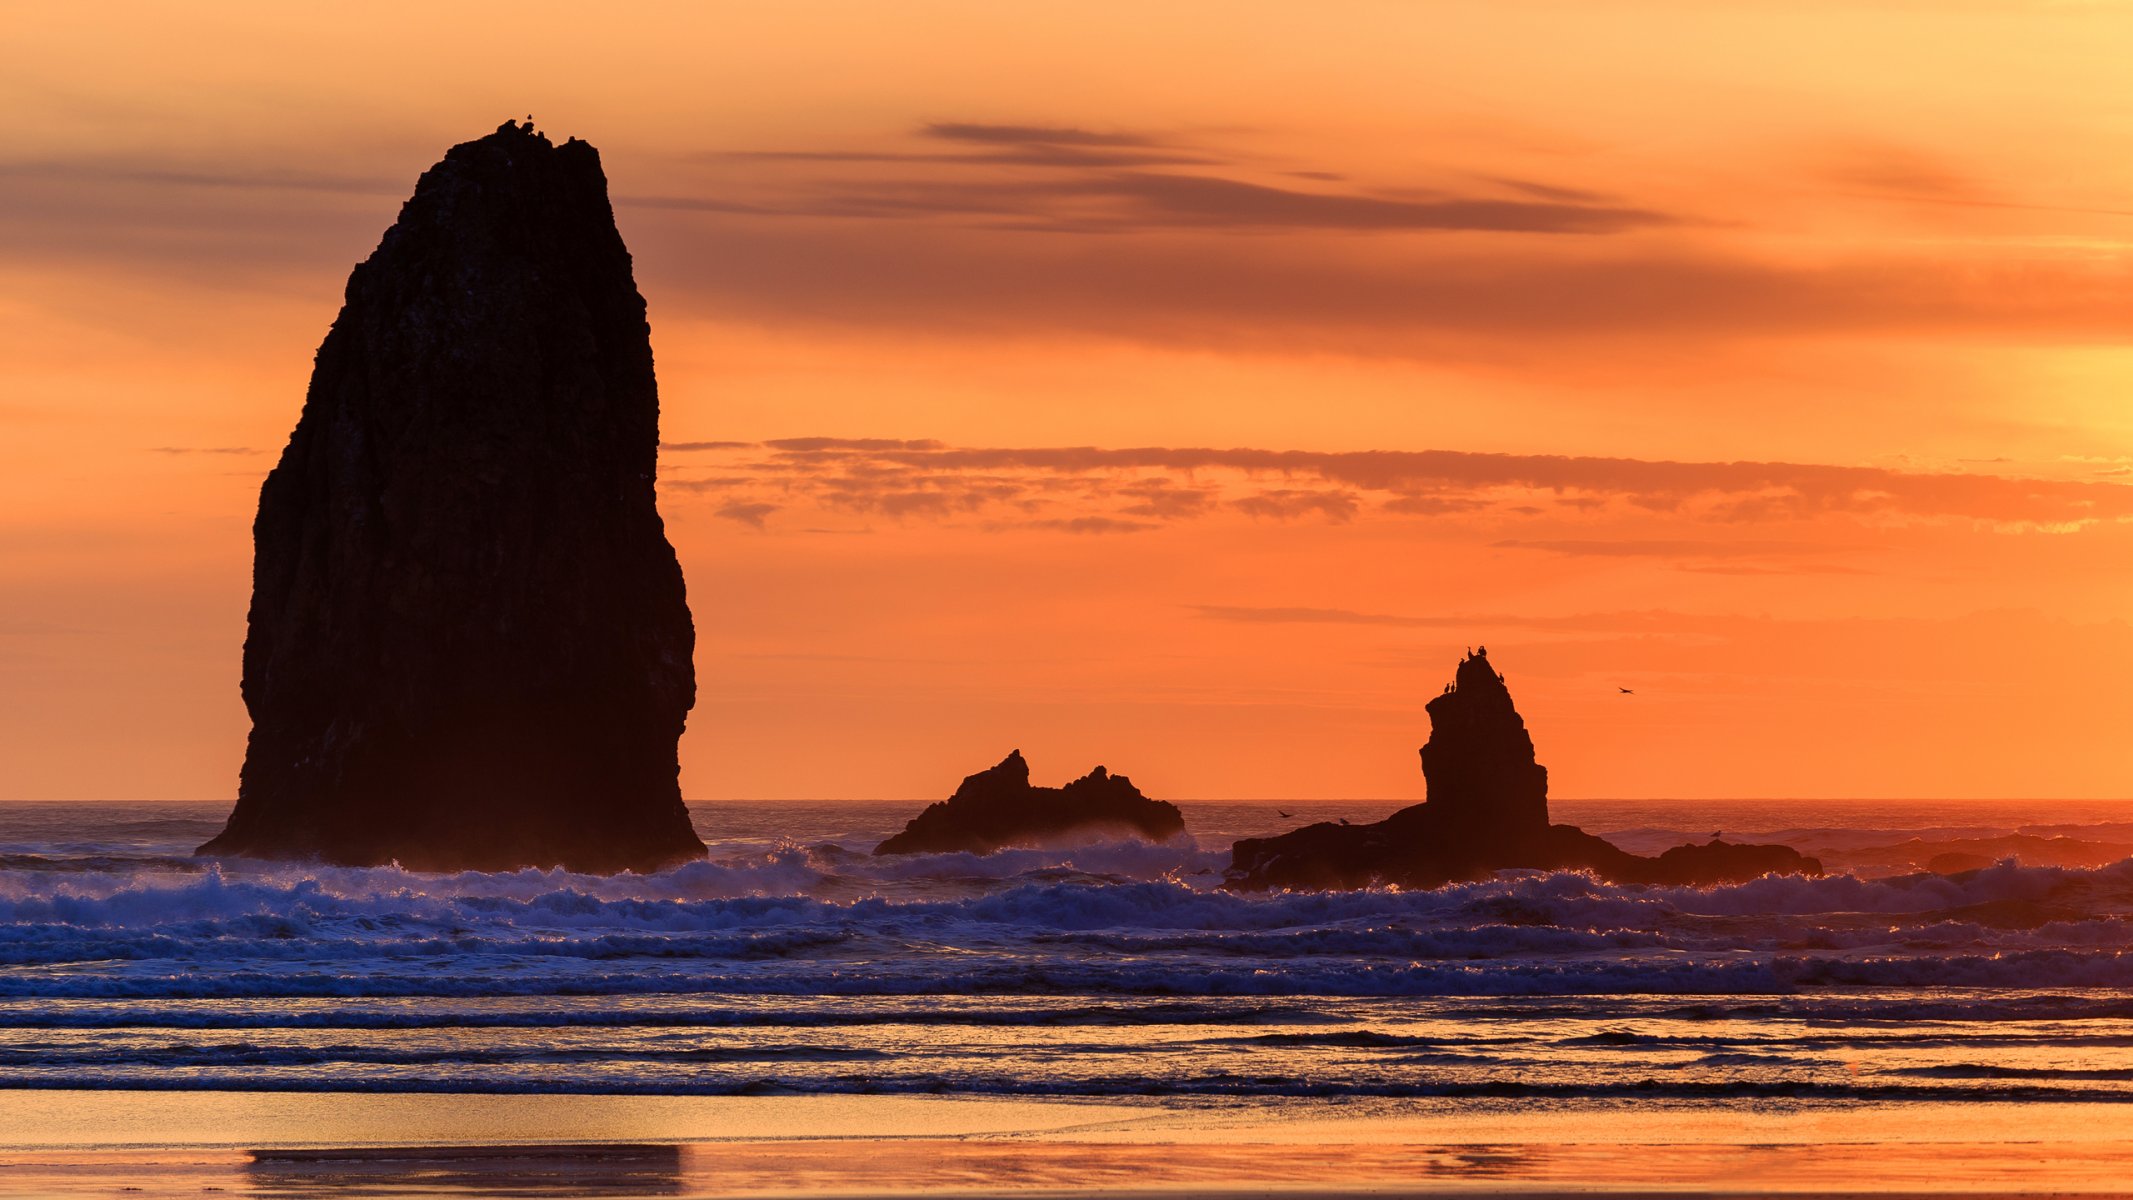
241;1144;683;1198
1418;1145;1532;1176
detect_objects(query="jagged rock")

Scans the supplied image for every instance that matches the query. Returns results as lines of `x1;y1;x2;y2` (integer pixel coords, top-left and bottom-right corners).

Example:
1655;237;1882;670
1227;648;1817;890
874;750;1186;855
1421;649;1549;847
198;121;705;873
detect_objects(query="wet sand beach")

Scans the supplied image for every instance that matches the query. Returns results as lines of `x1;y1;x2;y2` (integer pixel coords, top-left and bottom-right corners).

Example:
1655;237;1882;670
4;1092;2133;1197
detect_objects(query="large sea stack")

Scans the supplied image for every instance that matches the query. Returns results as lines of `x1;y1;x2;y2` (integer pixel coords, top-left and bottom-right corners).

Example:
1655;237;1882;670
198;122;706;873
1227;649;1817;889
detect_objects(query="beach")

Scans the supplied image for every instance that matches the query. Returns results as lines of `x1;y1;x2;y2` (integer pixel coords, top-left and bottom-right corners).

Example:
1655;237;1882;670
4;800;2133;1194
5;1092;2133;1196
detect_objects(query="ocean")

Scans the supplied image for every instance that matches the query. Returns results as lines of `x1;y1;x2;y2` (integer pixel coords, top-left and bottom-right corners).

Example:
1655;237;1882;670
2;797;2132;1105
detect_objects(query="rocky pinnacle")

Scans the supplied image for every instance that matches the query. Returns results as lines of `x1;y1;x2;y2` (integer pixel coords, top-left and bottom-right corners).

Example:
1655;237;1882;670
198;122;706;872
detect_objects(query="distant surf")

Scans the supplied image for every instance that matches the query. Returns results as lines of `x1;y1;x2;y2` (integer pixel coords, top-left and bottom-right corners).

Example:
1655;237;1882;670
1;799;2130;1099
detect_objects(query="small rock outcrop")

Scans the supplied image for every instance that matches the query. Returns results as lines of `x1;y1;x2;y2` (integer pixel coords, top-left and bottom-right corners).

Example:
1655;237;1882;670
1227;649;1817;890
875;750;1186;855
198;121;706;873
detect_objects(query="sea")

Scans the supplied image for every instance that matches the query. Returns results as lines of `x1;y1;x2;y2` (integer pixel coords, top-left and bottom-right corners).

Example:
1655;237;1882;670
2;798;2132;1105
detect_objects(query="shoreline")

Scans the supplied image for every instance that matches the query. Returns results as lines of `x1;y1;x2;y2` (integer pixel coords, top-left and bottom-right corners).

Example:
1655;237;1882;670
4;1092;2133;1197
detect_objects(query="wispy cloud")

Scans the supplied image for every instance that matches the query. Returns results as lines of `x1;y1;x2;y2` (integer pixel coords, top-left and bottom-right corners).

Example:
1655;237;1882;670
14;120;2128;360
0;159;399;195
708;121;1217;170
1116;479;1219;519
1186;606;1723;634
1235;489;1360;522
1490;538;1867;558
762;437;947;452
627;213;2133;356
657;437;2133;533
714;501;778;530
611;119;2129;355
1820;138;2133;218
923;122;1159;148
1490;537;1882;575
1020;516;1162;535
667;120;1674;235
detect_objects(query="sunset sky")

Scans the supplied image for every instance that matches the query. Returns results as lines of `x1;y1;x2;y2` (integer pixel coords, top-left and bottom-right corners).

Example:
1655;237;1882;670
5;1;2133;802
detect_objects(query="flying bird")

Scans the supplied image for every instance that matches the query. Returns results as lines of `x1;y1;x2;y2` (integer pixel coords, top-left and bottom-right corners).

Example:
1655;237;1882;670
1618;687;1635;694
1277;809;1293;818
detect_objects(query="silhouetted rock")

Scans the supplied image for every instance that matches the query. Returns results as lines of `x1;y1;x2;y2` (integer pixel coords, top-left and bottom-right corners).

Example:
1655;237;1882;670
198;121;705;873
1927;851;1997;875
1421;649;1549;847
1228;649;1817;890
875;750;1186;855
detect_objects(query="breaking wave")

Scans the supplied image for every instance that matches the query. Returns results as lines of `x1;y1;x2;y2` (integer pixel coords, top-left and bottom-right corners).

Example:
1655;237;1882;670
3;800;2132;1098
1;847;2130;999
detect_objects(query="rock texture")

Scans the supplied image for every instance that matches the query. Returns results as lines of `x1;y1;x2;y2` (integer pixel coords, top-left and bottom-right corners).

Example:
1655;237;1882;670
875;750;1186;855
198;121;705;873
1227;649;1817;890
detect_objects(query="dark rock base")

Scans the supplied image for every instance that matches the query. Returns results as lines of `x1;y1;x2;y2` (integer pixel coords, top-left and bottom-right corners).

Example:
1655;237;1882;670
876;750;1186;856
1227;807;1819;891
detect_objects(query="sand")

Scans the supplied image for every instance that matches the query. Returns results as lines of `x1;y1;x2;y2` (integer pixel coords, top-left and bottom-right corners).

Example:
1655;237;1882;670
1;1092;2130;1197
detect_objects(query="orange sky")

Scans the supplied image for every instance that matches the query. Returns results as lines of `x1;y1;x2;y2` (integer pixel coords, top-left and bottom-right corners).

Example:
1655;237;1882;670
5;1;2133;801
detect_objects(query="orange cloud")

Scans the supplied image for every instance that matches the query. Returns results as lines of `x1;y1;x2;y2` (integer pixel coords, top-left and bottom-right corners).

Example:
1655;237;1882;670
671;121;1670;233
662;438;2133;531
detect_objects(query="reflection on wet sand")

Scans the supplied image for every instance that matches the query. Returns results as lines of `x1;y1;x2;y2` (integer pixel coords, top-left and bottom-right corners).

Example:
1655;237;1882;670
8;1135;2133;1197
242;1145;685;1198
